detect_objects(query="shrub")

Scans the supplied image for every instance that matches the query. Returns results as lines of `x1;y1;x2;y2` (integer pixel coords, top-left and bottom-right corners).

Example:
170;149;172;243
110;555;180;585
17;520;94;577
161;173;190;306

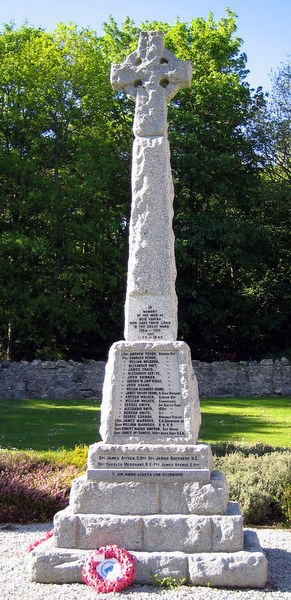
275;482;291;527
61;444;88;468
43;445;89;469
213;451;291;525
0;451;80;522
211;442;289;457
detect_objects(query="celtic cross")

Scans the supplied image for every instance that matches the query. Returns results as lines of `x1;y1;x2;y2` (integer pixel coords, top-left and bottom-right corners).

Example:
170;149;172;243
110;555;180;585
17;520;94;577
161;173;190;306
111;32;192;342
111;30;192;137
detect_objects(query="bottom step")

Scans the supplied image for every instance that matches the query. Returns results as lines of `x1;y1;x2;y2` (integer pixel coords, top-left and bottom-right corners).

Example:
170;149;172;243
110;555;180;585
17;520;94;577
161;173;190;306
28;530;267;589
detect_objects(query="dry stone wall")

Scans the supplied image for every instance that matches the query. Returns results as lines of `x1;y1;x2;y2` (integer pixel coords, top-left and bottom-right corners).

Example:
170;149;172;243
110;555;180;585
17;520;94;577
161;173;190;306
193;357;291;397
0;359;106;400
0;357;290;399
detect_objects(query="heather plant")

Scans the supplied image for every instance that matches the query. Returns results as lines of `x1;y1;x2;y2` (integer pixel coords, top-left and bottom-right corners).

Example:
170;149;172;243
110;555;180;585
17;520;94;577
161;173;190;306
214;450;291;525
0;451;80;522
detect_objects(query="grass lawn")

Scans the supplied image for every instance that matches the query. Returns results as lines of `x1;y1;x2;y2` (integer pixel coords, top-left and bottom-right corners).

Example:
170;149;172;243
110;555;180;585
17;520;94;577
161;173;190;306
0;398;101;451
199;396;291;447
0;396;290;452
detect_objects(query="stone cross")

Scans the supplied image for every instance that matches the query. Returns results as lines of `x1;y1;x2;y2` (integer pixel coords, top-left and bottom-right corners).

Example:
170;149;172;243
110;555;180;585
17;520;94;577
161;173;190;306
111;31;192;137
29;32;268;590
111;31;192;342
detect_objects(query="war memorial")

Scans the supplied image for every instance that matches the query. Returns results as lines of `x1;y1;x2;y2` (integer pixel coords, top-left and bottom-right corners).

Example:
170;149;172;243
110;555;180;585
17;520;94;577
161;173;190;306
28;31;268;589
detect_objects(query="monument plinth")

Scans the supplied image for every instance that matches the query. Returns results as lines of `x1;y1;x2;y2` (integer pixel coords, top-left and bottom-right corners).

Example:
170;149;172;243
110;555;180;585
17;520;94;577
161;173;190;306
29;31;268;589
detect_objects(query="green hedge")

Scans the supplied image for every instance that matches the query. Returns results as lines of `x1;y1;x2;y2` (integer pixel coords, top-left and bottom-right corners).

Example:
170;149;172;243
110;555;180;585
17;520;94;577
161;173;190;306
211;441;290;457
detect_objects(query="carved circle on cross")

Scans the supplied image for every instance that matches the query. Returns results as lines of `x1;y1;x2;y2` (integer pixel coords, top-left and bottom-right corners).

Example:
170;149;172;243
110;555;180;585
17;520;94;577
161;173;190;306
111;31;192;102
110;31;192;137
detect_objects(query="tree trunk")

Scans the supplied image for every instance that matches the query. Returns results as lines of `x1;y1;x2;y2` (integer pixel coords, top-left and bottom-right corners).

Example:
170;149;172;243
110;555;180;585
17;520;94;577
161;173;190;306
47;121;63;359
6;322;16;361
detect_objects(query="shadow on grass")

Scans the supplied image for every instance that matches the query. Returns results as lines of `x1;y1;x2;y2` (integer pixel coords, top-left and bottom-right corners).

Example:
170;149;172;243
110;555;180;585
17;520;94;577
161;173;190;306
199;411;288;442
199;397;291;445
0;398;101;451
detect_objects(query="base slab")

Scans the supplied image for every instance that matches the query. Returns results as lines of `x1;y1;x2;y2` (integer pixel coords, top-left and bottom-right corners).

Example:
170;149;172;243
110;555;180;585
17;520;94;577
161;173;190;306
28;530;268;588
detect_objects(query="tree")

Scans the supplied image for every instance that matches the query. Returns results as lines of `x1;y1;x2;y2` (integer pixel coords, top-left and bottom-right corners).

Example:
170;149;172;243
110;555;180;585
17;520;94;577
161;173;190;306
0;15;288;361
162;13;268;359
245;60;291;358
0;23;130;360
98;13;271;361
253;59;290;183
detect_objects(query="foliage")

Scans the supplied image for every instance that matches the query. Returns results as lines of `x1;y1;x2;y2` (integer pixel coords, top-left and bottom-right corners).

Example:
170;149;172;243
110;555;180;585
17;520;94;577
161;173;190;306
275;482;291;527
246;59;291;359
151;572;186;588
1;447;290;525
52;444;88;469
0;14;289;361
0;22;130;361
253;59;290;183
211;441;290;457
214;450;291;525
36;445;89;469
0;450;79;522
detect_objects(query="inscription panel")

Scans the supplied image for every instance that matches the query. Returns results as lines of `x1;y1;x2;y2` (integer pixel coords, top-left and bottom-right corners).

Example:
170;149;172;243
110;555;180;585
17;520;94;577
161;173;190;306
113;350;185;437
129;305;171;340
93;453;202;469
87;468;211;483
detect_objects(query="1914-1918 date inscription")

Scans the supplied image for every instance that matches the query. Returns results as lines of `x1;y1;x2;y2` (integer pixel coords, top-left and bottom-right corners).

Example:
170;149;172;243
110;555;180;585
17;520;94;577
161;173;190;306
129;306;171;340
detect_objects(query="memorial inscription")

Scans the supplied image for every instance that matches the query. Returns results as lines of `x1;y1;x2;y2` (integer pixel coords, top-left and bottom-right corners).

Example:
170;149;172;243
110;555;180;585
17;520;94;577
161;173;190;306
113;349;185;437
129;305;171;340
92;453;201;469
87;469;209;482
100;340;201;444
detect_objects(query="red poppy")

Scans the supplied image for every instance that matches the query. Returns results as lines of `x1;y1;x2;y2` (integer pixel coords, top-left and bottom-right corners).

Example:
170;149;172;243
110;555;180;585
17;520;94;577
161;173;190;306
82;544;135;593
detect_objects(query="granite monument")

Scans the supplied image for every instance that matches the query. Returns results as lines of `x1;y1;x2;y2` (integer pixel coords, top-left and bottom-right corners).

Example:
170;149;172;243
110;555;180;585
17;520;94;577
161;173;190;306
29;31;268;588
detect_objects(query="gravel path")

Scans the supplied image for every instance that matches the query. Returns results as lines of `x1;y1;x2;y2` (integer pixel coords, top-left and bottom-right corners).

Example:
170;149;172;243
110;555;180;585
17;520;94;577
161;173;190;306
0;524;290;600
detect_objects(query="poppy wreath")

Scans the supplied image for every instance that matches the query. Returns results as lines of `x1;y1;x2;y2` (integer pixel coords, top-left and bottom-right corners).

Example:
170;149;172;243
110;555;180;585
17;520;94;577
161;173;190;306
26;529;54;553
82;544;135;593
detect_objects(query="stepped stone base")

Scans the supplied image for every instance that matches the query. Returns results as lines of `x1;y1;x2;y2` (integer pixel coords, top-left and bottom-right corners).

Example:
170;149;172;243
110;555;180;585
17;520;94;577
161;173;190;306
27;461;268;588
54;502;243;553
28;530;268;588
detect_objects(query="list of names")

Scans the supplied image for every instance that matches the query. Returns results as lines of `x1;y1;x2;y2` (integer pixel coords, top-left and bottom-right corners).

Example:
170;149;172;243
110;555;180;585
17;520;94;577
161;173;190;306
113;350;185;437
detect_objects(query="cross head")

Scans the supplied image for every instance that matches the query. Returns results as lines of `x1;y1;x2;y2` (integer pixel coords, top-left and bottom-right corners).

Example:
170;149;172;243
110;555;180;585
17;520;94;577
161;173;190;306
111;31;192;137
